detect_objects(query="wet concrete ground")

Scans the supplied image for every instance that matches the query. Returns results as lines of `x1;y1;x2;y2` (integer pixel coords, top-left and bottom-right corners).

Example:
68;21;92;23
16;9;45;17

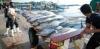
0;11;31;49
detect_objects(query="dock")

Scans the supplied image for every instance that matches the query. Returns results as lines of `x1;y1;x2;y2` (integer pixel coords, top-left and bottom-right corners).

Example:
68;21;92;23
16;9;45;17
0;11;31;49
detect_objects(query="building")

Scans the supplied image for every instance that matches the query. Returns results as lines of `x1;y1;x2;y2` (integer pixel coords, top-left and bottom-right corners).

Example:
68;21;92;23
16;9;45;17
0;0;11;5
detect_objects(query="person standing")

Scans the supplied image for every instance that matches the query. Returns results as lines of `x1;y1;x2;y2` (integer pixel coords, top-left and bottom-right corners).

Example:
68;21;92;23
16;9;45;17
5;2;21;36
28;27;39;49
4;4;10;36
80;4;100;49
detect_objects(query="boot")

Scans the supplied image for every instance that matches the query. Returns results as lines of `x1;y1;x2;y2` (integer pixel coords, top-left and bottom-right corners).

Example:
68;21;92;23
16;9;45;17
4;28;10;36
13;25;16;33
11;29;14;37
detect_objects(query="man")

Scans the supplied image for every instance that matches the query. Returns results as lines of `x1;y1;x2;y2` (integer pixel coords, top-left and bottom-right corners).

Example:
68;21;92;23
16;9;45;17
28;27;39;49
5;2;20;36
4;4;10;36
80;4;100;49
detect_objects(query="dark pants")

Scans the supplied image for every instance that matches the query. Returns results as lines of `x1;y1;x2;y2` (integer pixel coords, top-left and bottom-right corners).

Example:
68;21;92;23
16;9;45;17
86;33;100;49
28;28;39;48
6;18;18;29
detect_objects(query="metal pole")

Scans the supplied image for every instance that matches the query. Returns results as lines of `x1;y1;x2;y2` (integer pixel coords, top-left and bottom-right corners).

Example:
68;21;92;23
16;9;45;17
81;19;83;28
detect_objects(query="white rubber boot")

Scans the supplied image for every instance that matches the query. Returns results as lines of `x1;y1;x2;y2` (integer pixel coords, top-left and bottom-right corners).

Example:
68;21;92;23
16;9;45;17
4;28;10;36
13;25;16;33
11;29;14;37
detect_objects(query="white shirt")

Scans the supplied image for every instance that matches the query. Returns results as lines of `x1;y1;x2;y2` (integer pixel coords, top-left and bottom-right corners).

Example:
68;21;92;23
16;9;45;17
8;8;16;16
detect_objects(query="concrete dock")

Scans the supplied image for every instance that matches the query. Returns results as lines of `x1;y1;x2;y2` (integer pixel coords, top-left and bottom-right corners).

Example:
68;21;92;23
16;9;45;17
0;11;31;49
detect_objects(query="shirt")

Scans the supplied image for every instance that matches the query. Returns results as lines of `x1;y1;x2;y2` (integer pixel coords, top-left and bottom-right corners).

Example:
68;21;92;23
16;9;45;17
86;13;100;29
8;8;16;16
86;13;100;41
8;7;16;20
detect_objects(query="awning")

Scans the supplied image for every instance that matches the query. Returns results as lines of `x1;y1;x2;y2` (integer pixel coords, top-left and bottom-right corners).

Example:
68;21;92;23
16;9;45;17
90;0;100;11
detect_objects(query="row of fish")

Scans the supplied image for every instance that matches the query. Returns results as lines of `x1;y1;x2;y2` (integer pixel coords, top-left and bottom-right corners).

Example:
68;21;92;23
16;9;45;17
19;10;67;36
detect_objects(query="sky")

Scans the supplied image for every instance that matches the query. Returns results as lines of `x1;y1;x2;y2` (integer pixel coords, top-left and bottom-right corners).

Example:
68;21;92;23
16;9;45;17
12;0;91;5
